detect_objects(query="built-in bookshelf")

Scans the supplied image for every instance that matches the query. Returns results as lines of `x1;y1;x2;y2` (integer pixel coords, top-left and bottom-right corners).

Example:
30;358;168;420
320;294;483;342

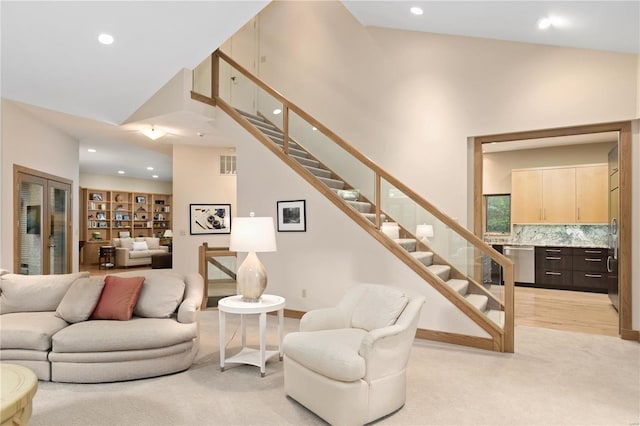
81;188;172;243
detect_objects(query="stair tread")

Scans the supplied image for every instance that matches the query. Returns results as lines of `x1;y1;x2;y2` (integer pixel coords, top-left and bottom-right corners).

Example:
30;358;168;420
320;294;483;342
346;200;371;213
486;309;505;327
411;251;434;267
303;165;332;178
465;294;489;311
291;155;320;168
446;278;469;295
319;176;345;189
427;264;451;281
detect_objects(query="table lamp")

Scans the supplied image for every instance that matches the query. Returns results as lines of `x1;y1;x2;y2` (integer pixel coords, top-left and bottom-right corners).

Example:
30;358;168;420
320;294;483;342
163;229;173;252
381;222;400;239
416;224;434;243
229;212;277;302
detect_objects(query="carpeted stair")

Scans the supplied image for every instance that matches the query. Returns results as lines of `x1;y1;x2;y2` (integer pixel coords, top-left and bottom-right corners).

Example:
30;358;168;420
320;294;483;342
236;109;504;327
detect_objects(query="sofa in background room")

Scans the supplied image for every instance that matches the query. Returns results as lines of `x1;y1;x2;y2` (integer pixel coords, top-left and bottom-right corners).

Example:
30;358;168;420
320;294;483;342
112;237;168;267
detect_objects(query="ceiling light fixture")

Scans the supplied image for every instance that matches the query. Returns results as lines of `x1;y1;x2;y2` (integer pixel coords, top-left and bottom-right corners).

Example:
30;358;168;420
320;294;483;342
152;175;159;179
146;166;154;171
273;108;282;115
117;170;125;175
410;6;423;16
142;126;166;141
87;148;97;153
98;33;114;45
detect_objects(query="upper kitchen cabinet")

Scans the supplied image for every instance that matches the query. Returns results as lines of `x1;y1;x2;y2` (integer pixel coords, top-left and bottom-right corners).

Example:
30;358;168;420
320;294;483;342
575;164;608;223
511;167;574;223
511;169;542;223
511;164;607;224
542;167;575;223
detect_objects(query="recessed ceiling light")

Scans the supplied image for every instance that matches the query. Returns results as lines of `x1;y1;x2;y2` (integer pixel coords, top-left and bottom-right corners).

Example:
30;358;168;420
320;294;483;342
273;108;282;115
410;6;423;16
152;175;159;179
146;166;154;171
87;148;97;153
98;33;114;45
117;170;125;174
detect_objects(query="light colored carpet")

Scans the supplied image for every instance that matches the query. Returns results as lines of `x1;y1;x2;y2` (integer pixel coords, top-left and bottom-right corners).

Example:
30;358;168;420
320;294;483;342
29;309;639;426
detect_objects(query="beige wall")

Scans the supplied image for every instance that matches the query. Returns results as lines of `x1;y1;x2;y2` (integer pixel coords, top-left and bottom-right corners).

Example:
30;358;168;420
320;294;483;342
171;144;237;274
483;142;615;194
1;100;81;271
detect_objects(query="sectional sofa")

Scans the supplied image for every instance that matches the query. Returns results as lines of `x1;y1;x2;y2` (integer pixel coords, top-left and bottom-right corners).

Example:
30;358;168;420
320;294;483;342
0;269;203;383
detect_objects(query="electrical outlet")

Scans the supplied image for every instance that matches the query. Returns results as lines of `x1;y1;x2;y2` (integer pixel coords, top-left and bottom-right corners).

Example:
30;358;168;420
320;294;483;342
301;289;307;298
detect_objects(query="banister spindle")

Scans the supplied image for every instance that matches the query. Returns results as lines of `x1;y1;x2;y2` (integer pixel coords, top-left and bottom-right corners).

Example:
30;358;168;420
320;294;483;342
283;105;289;155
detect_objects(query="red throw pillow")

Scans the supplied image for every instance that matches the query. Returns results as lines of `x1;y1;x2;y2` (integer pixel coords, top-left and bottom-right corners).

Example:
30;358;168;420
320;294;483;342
90;275;145;321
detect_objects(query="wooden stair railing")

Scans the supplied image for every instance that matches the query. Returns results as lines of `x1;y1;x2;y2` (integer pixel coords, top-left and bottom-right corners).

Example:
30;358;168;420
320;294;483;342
192;49;515;353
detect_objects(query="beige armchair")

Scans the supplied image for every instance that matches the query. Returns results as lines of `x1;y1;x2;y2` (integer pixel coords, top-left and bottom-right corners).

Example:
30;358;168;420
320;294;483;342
283;284;425;425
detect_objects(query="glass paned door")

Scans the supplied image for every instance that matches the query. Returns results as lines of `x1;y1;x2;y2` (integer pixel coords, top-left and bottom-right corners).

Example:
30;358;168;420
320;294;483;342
18;178;45;275
16;169;72;275
49;182;70;273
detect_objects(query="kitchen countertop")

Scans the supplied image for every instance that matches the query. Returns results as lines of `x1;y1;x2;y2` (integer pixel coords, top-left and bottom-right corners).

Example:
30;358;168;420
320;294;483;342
484;236;608;248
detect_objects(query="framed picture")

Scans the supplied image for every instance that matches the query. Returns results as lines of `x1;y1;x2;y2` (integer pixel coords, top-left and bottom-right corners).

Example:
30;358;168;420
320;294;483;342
136;196;146;204
114;212;123;220
96;212;106;220
190;204;231;235
277;200;306;232
122;214;130;221
90;193;103;201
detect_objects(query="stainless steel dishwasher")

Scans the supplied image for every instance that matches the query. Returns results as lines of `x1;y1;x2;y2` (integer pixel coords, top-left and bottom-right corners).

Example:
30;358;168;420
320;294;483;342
503;245;535;284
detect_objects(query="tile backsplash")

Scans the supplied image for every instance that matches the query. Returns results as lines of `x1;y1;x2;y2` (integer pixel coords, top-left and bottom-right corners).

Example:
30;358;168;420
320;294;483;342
484;224;609;247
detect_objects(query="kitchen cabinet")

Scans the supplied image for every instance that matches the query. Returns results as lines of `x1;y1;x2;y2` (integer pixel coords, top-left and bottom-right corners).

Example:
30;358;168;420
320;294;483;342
535;246;573;289
576;165;608;223
572;247;608;291
511;167;574;224
511;169;542;223
511;164;606;224
534;246;607;292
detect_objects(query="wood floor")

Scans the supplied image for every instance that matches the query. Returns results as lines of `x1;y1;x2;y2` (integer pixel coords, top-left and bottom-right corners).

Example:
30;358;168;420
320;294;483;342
515;286;619;337
79;264;620;337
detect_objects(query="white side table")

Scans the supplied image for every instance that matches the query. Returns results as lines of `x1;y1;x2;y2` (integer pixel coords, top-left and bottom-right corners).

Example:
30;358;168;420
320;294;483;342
218;294;286;377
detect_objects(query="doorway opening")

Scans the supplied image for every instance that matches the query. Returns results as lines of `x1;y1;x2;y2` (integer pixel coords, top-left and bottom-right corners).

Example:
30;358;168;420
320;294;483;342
473;121;633;340
14;165;73;275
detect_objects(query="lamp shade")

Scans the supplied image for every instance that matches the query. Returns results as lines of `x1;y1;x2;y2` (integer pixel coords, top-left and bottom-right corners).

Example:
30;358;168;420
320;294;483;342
381;222;400;239
163;229;173;238
416;224;434;239
229;215;277;253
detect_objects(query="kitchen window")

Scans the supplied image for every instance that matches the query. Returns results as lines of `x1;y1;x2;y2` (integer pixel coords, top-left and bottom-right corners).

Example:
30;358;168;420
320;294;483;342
485;194;510;234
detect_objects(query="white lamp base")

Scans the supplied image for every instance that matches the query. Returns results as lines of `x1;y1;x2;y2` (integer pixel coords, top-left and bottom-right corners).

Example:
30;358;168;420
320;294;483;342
236;251;267;302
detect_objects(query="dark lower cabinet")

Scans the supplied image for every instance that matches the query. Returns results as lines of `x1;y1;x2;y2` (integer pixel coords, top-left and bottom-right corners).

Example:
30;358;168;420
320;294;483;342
534;246;608;293
535;247;572;289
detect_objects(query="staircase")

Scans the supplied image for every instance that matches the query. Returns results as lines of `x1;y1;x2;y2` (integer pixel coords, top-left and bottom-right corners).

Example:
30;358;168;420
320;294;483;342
191;49;514;352
237;109;505;328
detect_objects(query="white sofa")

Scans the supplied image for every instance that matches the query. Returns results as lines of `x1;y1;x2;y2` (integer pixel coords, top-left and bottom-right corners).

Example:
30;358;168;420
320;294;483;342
0;269;203;383
283;284;425;426
112;237;168;267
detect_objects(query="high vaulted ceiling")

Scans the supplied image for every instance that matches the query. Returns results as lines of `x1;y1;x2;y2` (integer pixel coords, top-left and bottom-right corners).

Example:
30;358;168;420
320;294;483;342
2;1;638;181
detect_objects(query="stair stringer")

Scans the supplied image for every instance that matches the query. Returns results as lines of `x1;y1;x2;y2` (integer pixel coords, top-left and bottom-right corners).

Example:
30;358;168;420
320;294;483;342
213;97;504;350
